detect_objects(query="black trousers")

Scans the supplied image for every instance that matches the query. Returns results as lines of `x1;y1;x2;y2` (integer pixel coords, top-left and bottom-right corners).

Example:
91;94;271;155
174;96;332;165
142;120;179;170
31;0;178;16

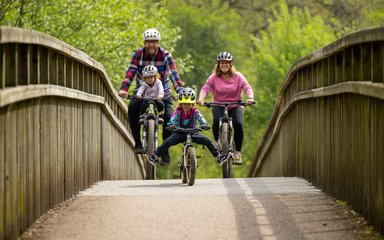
155;132;219;159
211;106;244;152
140;100;164;116
128;97;173;152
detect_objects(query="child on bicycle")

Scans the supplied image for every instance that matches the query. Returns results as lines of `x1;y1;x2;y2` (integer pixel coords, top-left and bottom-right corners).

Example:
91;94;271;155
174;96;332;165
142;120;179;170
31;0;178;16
148;87;229;166
136;65;165;123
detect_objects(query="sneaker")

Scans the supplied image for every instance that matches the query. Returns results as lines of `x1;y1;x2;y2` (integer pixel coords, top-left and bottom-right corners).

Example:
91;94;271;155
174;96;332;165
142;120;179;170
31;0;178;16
134;144;143;154
160;154;170;166
233;152;242;165
216;154;229;166
148;154;157;166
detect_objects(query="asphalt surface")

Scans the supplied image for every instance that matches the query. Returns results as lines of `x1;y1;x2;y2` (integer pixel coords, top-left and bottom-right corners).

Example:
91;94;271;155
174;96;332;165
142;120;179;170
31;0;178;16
21;177;376;240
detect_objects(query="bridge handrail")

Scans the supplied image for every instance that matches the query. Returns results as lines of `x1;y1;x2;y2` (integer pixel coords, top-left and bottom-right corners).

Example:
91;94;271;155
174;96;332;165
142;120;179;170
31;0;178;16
248;26;384;234
249;27;384;176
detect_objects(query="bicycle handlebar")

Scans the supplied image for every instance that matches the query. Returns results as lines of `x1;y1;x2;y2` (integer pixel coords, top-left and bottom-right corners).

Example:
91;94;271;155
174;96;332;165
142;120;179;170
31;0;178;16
203;100;255;108
166;126;210;133
126;95;175;101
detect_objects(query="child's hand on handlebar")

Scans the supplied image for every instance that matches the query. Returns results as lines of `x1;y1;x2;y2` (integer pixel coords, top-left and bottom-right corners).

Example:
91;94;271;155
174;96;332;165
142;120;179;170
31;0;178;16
197;99;204;106
136;94;142;99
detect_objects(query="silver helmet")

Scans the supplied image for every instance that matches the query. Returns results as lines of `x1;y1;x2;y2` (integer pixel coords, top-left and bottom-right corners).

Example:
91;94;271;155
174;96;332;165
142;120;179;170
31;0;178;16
217;51;233;62
142;65;158;77
143;28;161;41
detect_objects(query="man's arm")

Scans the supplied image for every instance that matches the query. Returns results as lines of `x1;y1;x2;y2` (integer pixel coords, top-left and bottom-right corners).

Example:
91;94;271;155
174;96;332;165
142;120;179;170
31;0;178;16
119;51;140;94
165;52;184;94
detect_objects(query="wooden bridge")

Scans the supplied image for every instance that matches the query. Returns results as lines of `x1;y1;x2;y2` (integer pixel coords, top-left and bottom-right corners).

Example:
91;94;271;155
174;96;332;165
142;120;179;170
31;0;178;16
1;27;383;239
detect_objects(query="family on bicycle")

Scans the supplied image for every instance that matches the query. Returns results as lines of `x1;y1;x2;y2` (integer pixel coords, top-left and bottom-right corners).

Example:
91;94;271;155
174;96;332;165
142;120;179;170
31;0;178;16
118;28;254;178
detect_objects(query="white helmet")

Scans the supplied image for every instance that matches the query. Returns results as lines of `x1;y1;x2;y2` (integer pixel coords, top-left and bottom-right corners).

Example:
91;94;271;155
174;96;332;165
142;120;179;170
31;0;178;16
142;65;158;77
143;28;161;41
217;51;233;62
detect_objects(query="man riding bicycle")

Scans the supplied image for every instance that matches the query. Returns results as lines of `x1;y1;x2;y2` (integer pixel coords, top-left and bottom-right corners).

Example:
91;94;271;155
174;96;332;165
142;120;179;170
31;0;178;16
118;28;184;165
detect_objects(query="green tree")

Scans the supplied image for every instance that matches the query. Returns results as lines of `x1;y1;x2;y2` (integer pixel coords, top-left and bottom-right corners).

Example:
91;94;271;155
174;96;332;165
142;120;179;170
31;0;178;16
242;0;341;169
166;0;247;88
0;0;190;88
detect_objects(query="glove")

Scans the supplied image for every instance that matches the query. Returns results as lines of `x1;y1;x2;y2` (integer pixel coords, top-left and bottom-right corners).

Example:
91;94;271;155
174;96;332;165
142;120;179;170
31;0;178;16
167;125;176;131
201;124;210;130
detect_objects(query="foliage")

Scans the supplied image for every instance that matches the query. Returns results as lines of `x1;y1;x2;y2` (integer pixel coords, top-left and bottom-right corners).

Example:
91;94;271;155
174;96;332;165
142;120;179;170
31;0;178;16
247;0;341;143
1;0;383;179
165;0;247;88
0;0;190;88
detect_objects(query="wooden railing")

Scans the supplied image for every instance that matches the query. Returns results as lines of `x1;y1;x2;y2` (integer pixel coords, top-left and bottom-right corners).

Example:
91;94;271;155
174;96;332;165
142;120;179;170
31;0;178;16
0;27;145;240
248;27;384;234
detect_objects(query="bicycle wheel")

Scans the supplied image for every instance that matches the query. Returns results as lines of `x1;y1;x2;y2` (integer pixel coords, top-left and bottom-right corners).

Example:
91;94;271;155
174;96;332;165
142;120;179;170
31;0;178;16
145;119;156;179
220;122;232;178
179;153;188;183
186;146;196;186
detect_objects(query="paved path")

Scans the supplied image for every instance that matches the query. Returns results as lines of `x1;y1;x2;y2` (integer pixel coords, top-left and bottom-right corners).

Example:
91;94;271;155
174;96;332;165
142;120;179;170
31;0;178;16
21;177;374;240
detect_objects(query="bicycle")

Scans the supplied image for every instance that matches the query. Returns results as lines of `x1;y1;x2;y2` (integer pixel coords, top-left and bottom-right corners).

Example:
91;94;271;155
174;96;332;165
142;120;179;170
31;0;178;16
166;126;210;186
127;95;165;180
203;100;255;178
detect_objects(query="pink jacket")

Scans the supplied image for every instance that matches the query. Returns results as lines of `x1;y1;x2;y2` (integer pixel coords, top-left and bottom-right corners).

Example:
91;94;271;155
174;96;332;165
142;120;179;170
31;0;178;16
200;72;253;103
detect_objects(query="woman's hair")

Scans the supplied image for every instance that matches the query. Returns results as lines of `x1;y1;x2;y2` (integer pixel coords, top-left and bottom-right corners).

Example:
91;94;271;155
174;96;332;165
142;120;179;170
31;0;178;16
211;62;236;77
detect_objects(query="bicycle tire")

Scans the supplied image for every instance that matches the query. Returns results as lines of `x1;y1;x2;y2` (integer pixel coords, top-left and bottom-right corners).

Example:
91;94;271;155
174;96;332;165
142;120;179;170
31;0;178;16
180;153;188;183
220;122;232;178
145;119;156;179
186;146;196;186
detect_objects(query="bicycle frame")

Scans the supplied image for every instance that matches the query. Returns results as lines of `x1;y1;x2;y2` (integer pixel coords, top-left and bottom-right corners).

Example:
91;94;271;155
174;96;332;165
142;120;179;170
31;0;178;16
141;98;161;154
168;126;207;186
204;100;248;178
127;96;163;179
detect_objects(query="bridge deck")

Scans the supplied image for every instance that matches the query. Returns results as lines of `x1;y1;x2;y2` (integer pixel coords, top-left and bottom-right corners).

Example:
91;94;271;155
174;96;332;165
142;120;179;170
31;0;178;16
20;178;373;240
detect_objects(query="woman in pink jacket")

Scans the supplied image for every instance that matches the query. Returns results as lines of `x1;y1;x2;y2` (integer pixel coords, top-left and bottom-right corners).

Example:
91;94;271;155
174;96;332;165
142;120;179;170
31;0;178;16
197;52;254;165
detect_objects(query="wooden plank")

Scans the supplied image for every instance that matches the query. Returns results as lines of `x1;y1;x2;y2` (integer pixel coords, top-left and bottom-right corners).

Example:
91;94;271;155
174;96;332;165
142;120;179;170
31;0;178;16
58;54;65;86
361;43;371;82
344;48;352;82
16;103;28;232
335;51;343;84
18;44;28;85
331;95;342;197
0;108;5;239
75;101;83;191
29;45;39;85
370;99;384;232
63;100;74;199
39;97;50;214
83;103;89;188
372;42;383;83
65;58;73;89
49;51;57;85
4;105;18;239
57;100;65;203
4;44;16;87
322;97;331;194
352;45;362;82
28;99;40;224
0;45;3;88
39;47;48;84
